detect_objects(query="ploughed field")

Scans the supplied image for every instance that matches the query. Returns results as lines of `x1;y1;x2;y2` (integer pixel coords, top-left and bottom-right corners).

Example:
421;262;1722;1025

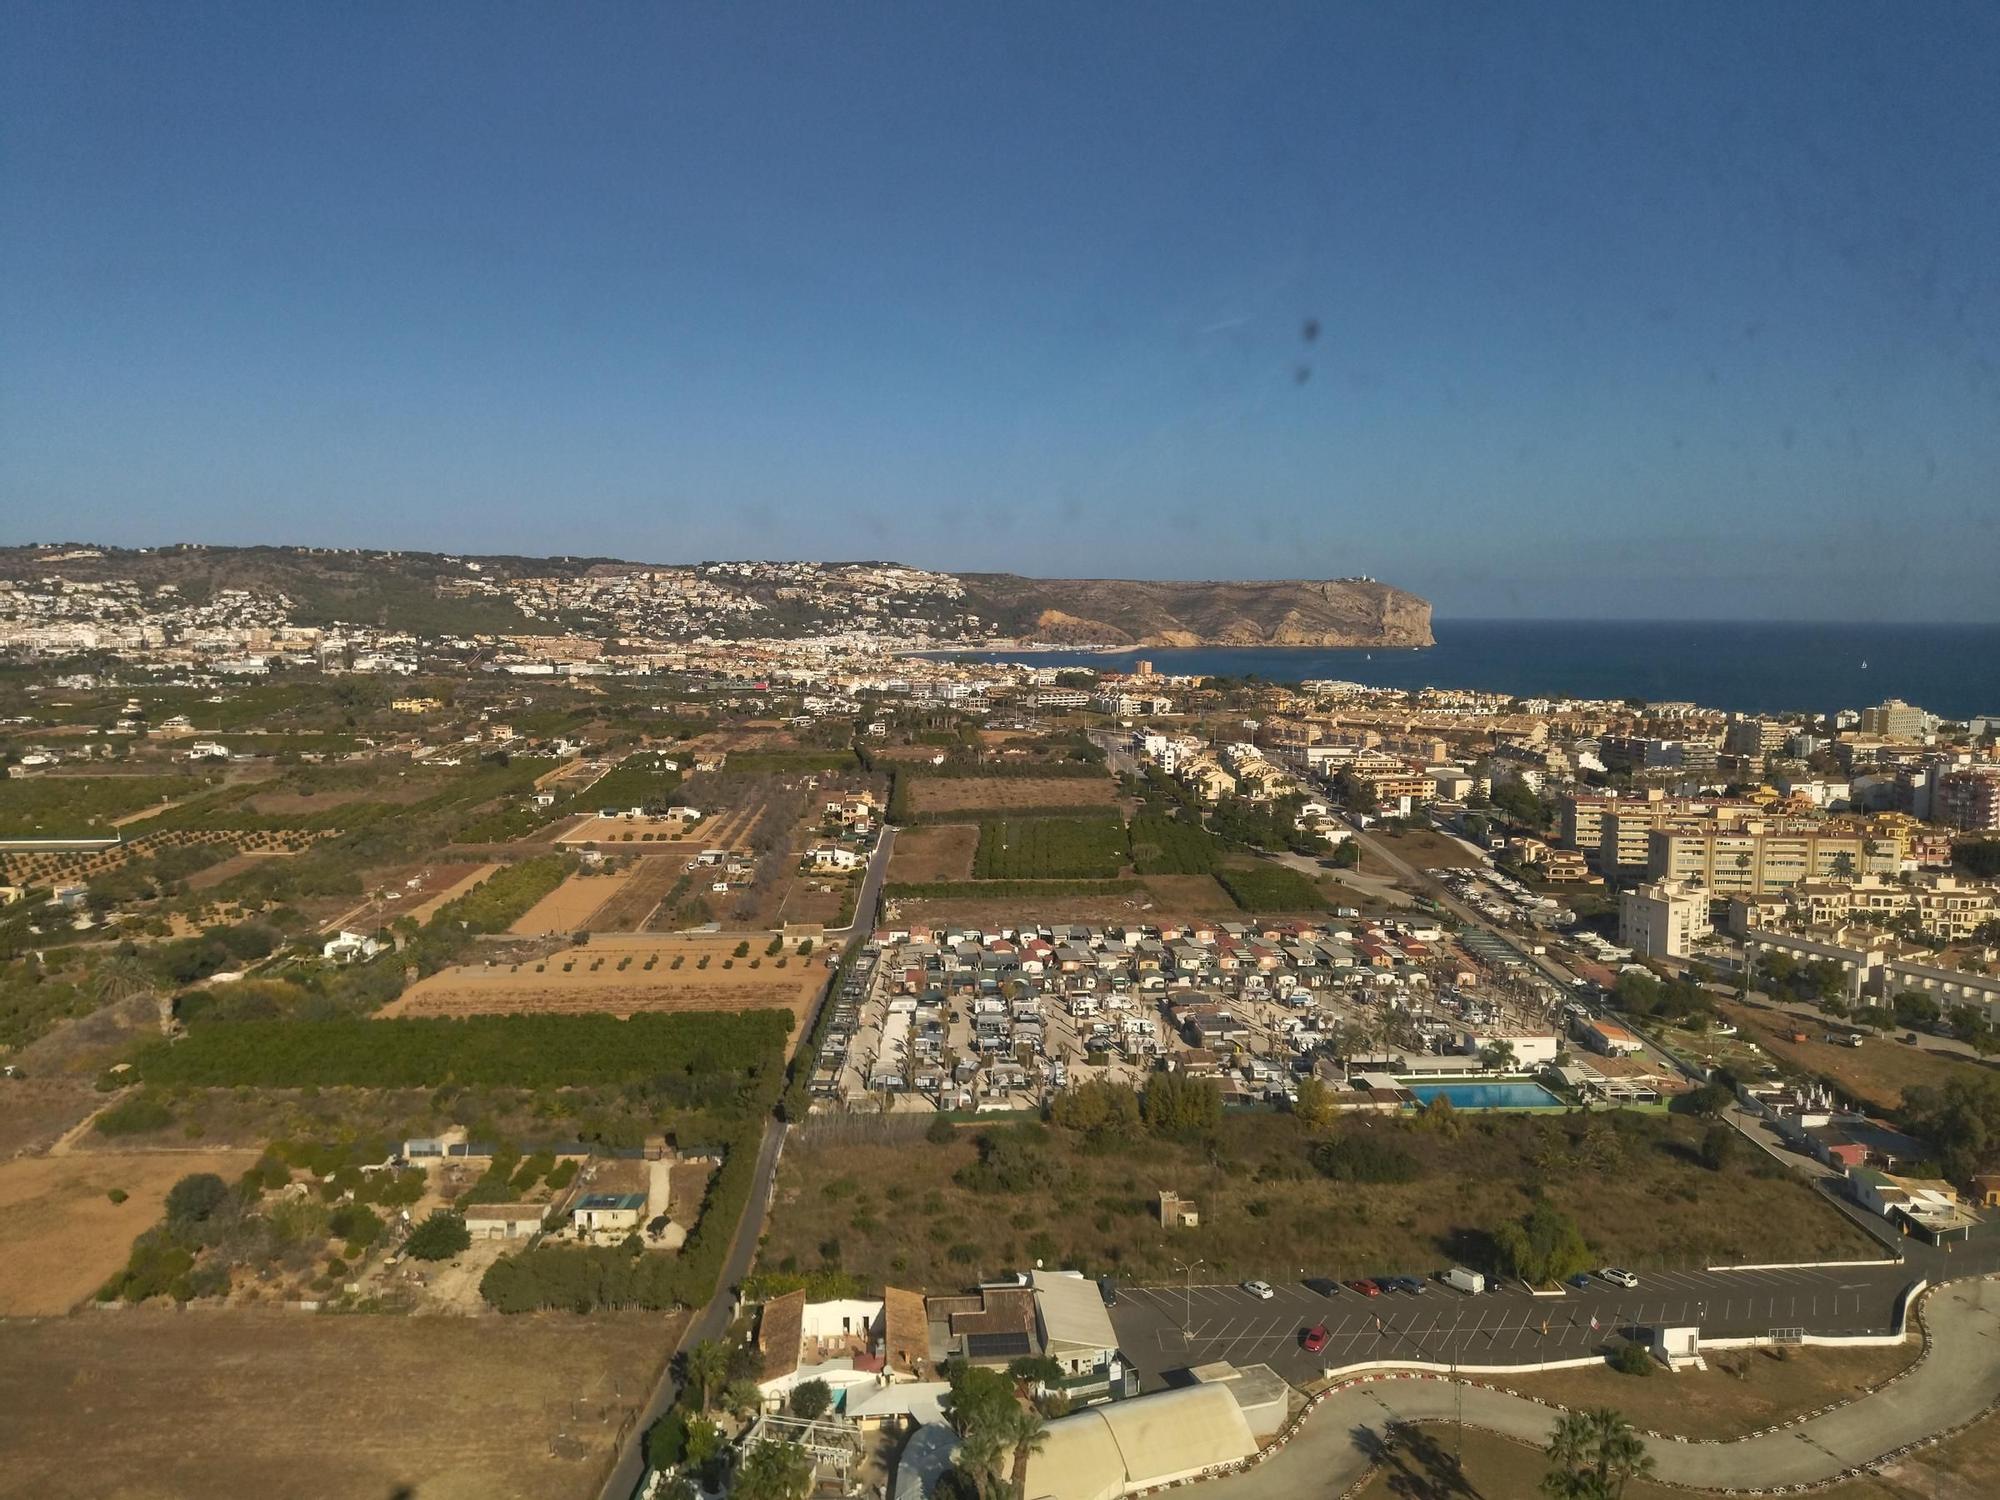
381;934;828;1026
506;866;640;934
885;823;980;882
907;775;1117;814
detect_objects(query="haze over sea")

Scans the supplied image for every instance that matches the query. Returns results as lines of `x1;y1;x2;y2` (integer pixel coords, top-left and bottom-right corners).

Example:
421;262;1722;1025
938;620;2000;721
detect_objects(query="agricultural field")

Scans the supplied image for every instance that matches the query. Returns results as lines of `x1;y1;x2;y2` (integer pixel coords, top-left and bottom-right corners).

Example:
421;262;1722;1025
973;814;1128;879
134;1010;794;1095
0;1307;678;1500
908;775;1117;815
0;774;198;837
506;865;638;934
1215;860;1330;911
885;823;979;883
382;934;829;1027
761;1107;1873;1293
583;855;689;931
886;879;1233;931
0;1149;256;1315
401;861;501;924
1127;813;1219;874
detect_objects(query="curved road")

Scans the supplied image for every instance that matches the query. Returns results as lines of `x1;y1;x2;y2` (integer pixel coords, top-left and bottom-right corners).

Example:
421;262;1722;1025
1199;1278;2000;1497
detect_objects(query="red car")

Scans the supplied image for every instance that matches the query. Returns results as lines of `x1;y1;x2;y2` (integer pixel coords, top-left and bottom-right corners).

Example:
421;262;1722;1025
1345;1279;1382;1297
1303;1324;1330;1353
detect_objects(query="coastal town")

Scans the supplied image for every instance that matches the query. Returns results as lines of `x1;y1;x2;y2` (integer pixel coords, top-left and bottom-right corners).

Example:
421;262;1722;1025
3;544;1999;1500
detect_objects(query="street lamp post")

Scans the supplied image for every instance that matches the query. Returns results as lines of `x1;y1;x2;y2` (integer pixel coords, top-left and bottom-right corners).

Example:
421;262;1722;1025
1171;1257;1207;1334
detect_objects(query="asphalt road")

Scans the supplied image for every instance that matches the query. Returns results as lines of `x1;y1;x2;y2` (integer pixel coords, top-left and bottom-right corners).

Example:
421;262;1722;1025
1193;1277;2000;1498
1111;1263;1919;1392
596;832;893;1500
595;1115;787;1500
831;825;896;936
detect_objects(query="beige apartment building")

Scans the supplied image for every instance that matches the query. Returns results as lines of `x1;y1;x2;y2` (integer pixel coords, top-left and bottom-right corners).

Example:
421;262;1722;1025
1789;874;1997;943
1618;879;1713;959
1646;824;1874;896
1858;698;1927;739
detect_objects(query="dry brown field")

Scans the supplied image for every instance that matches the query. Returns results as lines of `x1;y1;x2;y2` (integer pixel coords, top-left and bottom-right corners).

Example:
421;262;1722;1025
1367;825;1484;871
184;849;296;892
0;1080;102;1158
1136;874;1243;914
584;855;686;931
245;777;440;816
886;823;979;882
382;935;826;1026
908;776;1117;814
506;867;636;935
1509;1341;1919;1441
0;1307;679;1500
889;875;1238;930
0;1150;256;1315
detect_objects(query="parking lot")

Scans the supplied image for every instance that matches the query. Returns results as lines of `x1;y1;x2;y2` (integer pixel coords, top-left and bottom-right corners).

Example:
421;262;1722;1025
1109;1263;1916;1390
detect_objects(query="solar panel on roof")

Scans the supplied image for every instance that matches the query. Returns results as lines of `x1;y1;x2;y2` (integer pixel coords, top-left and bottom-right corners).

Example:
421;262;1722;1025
965;1331;1032;1360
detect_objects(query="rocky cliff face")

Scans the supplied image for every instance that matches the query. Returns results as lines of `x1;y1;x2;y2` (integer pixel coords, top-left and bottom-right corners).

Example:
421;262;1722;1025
953;575;1434;649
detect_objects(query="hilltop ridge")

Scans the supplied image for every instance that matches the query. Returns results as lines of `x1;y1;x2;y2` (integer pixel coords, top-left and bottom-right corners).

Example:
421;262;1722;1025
0;544;1431;648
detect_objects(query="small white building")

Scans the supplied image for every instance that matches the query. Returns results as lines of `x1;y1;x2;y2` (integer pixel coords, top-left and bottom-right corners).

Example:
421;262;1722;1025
322;930;385;965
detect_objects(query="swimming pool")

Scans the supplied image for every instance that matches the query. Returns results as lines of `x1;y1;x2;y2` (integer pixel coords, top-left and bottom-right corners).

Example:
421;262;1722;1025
1404;1080;1562;1109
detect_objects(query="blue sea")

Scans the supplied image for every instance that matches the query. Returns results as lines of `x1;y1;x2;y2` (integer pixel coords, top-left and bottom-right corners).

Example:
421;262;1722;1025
932;620;2000;721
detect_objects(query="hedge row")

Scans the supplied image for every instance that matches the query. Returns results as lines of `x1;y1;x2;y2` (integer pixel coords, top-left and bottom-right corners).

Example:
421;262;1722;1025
885;879;1144;900
136;1011;793;1094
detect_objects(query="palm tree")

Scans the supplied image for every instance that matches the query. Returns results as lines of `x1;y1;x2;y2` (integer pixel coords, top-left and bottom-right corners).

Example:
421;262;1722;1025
1003;1402;1049;1500
1542;1408;1655;1500
732;1439;814;1500
955;1425;1006;1498
679;1338;729;1414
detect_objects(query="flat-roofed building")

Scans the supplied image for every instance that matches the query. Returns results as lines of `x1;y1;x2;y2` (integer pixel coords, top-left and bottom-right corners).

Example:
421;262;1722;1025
1619;879;1712;959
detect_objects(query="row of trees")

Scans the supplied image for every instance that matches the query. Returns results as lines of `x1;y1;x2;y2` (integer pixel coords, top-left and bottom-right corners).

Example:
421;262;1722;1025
138;1010;793;1101
972;815;1128;880
1126;813;1219;874
1045;1074;1224;1141
1215;864;1328;912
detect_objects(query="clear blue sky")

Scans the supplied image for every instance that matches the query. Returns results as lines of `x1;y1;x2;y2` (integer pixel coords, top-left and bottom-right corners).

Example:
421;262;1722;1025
4;3;1997;619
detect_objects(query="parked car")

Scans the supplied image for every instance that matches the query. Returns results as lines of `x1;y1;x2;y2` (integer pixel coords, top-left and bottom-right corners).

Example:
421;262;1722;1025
1303;1277;1341;1298
1599;1267;1639;1289
1345;1279;1382;1297
1567;1273;1594;1290
1098;1276;1118;1307
1387;1276;1425;1295
1303;1323;1331;1353
1242;1279;1275;1300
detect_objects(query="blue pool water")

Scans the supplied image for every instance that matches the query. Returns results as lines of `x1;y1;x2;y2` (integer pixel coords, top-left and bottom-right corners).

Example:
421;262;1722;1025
1405;1080;1562;1109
